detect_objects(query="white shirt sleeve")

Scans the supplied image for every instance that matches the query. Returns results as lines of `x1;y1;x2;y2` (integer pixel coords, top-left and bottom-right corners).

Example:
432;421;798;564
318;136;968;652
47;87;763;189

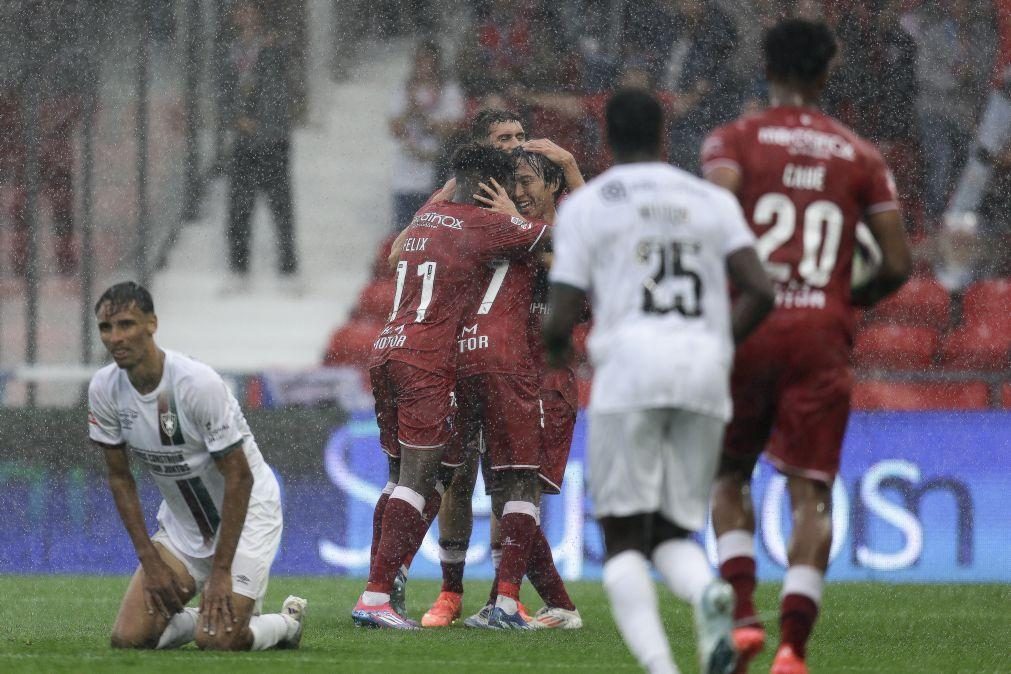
88;374;123;446
549;196;593;291
717;190;757;257
186;371;244;454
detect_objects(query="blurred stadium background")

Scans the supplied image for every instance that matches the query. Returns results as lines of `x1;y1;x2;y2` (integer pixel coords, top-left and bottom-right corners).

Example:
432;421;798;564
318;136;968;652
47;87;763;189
0;0;1008;622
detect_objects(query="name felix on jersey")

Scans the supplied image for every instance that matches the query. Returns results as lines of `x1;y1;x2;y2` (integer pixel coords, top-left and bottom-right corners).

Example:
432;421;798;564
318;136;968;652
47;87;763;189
403;237;428;252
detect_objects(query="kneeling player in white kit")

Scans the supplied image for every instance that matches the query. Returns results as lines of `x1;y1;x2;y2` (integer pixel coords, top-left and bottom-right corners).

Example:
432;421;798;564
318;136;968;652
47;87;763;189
544;90;775;674
88;282;305;651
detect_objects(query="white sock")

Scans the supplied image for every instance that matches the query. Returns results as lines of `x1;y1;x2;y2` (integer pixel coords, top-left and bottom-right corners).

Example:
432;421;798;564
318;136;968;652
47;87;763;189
156;607;198;649
652;538;715;606
361;590;390;606
602;551;680;674
494;595;519;614
782;565;824;605
716;530;755;565
249;613;296;651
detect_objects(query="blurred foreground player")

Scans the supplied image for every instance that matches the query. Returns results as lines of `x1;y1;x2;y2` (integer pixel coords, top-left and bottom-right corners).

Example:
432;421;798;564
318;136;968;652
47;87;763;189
88;282;305;651
545;89;775;674
701;19;912;674
354;144;550;629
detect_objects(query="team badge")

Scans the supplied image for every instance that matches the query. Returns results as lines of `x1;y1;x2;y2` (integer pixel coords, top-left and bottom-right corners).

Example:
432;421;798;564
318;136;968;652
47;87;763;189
160;410;178;439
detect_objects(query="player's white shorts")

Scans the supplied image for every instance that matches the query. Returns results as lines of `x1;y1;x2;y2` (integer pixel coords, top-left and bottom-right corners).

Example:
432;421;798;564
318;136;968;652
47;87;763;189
588;408;725;531
152;492;283;611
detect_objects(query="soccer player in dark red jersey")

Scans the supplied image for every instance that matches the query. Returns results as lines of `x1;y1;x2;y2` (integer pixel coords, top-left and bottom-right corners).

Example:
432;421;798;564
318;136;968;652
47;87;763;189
352;144;550;629
422;146;585;630
701;19;912;673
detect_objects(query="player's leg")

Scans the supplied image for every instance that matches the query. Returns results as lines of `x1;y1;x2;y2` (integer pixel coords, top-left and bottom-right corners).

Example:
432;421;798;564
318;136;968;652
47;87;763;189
110;541;198;649
487;468;541;628
478;374;543;629
710;354;775;663
650;409;736;674
527;389;580;628
591;409;679;673
768;347;851;673
422;446;478;627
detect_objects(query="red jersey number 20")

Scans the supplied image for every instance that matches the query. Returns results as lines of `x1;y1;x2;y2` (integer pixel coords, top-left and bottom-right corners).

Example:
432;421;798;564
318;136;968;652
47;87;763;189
753;193;843;288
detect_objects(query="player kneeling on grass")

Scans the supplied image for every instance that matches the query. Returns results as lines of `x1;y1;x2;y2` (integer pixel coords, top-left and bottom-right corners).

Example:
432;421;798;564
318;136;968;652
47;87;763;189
88;282;305;651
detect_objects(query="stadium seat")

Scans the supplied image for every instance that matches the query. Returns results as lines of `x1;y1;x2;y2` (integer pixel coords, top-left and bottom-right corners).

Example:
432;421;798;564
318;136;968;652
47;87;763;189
353;280;395;322
961;278;1011;330
323;320;383;367
938;323;1011;371
851;380;991;410
852;324;938;370
869;276;950;329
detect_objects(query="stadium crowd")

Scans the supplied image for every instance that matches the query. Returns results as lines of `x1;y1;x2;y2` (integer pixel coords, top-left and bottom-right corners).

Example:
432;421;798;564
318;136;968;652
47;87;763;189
326;0;1011;410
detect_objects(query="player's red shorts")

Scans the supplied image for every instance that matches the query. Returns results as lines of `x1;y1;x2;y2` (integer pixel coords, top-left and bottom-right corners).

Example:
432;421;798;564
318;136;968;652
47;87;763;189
538;389;576;494
724;316;853;484
370;360;454;458
444;372;542;476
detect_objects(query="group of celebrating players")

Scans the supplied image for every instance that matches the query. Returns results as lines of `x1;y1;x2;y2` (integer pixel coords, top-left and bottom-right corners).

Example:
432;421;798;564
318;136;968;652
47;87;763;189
87;17;911;674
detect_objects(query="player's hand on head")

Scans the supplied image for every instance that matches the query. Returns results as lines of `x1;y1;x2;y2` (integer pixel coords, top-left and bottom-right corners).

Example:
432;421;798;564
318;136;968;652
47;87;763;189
522;138;572;166
199;567;236;636
142;557;188;620
475;178;522;218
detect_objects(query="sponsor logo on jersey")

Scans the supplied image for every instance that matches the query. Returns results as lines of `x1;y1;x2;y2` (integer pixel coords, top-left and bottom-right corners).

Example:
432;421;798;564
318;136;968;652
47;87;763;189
600;181;627;202
757;126;855;161
118;408;139;430
413;211;463;229
511;216;532;230
234;574;251;585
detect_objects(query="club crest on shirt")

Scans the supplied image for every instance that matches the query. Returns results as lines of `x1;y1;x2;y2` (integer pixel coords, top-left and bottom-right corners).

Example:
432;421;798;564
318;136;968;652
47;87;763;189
160;410;178;439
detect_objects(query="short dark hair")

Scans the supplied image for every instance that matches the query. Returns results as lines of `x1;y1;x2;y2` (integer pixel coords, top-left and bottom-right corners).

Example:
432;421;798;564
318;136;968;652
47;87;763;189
605;89;663;156
512;147;566;198
763;19;837;85
94;281;154;316
451;143;516;186
470;109;525;143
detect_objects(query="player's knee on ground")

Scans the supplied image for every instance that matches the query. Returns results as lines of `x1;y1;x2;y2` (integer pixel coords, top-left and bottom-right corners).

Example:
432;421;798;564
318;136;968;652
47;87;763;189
649;513;694;554
110;624;160;650
600;514;653;560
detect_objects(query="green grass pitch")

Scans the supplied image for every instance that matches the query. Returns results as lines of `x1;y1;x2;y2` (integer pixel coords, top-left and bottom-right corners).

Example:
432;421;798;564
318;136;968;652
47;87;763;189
0;576;1007;673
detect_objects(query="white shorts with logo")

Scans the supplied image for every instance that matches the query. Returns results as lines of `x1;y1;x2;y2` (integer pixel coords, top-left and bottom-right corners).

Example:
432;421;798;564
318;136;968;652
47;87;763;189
152;490;283;611
588;407;725;531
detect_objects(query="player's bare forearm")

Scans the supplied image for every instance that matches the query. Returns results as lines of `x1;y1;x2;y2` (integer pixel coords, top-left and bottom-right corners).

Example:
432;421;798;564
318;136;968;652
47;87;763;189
210;445;254;574
102;446;161;565
726;247;775;344
543;283;585;368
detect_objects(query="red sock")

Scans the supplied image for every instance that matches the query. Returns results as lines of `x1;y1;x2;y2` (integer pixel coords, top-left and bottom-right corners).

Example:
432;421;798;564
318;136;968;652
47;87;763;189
399;489;442;572
720;556;759;624
370;492;391;569
496;511;537;601
780;594;819;658
526;528;575;610
366;497;425;594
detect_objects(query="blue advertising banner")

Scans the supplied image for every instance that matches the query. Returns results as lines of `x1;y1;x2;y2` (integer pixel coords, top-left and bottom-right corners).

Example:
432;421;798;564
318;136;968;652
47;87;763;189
1;412;1008;582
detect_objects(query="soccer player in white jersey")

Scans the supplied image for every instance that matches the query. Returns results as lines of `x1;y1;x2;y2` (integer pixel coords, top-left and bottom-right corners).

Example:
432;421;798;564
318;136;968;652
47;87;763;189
88;282;306;651
543;90;775;674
